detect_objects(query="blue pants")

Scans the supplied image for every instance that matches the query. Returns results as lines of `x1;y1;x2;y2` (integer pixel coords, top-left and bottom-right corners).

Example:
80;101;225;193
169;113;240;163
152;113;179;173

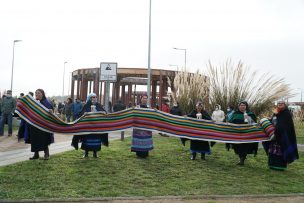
0;113;13;135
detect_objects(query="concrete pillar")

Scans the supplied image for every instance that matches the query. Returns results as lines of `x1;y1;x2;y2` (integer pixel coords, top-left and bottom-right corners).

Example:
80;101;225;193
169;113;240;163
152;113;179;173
121;85;125;103
89;81;92;93
158;71;163;108
152;80;157;108
76;78;80;100
127;84;132;106
103;81;107;105
99;81;103;104
93;72;99;97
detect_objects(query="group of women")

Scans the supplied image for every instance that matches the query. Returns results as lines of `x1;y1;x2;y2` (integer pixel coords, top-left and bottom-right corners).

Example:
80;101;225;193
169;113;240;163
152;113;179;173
23;89;299;171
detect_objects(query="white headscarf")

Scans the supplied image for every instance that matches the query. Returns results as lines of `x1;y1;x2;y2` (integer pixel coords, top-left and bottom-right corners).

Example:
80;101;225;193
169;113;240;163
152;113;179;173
86;93;97;103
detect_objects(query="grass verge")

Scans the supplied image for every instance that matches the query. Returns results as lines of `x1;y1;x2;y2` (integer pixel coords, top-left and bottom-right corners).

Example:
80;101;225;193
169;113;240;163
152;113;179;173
0;134;303;200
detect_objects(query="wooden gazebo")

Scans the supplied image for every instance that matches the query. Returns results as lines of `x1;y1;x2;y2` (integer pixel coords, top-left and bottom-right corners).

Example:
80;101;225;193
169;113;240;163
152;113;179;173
69;67;177;108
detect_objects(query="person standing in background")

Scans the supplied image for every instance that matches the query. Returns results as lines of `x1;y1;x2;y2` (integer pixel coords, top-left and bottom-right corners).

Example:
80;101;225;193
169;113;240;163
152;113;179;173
113;100;126;140
226;104;235;122
0;90;16;137
63;98;73;122
211;104;225;122
71;98;83;120
161;98;170;113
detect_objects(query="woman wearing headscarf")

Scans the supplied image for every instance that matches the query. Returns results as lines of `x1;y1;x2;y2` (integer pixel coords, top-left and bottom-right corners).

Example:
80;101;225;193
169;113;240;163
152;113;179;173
226;104;235;122
28;89;54;160
131;95;154;158
211;104;225;122
263;101;299;170
187;101;212;160
229;101;257;166
71;93;108;158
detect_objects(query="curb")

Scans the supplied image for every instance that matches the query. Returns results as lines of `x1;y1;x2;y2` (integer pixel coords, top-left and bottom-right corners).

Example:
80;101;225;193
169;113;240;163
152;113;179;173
1;194;304;203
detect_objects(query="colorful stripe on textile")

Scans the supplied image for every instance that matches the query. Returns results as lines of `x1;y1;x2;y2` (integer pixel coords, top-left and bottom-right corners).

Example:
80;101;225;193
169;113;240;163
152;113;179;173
16;95;275;143
131;129;153;151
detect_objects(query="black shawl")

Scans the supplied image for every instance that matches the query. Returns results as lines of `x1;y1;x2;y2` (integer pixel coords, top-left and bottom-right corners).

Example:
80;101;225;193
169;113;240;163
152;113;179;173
273;108;299;164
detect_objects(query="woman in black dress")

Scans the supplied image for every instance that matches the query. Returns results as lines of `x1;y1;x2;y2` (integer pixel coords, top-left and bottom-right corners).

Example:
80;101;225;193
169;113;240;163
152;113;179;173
187;101;212;160
263;101;299;170
28;89;54;160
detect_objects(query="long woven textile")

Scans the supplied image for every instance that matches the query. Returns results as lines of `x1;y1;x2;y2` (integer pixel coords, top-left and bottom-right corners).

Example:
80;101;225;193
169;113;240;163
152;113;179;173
16;95;274;143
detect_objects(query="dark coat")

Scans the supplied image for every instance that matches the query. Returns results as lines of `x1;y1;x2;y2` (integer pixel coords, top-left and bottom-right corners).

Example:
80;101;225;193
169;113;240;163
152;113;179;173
28;98;54;152
113;101;126;112
265;108;299;164
170;106;183;116
187;109;211;154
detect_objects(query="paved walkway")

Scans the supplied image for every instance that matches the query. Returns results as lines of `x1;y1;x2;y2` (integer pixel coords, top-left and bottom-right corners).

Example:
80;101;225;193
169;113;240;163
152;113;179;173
0;130;131;167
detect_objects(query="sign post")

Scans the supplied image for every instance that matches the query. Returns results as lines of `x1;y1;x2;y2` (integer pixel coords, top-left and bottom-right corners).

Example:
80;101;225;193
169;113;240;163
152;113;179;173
100;62;117;112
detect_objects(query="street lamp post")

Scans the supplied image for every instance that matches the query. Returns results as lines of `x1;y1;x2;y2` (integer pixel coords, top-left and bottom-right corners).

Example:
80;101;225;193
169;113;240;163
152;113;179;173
173;47;187;69
147;0;152;107
62;62;68;102
67;71;72;97
10;40;22;92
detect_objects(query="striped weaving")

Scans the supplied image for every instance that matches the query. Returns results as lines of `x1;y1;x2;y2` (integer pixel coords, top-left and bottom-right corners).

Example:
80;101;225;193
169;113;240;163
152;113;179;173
16;95;274;143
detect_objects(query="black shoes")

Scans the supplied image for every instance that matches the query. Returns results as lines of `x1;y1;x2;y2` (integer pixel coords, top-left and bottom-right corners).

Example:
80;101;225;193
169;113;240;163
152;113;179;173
93;151;98;158
29;149;50;160
190;153;196;160
83;151;89;158
191;153;206;160
29;152;39;160
44;148;50;160
82;151;99;158
237;157;246;166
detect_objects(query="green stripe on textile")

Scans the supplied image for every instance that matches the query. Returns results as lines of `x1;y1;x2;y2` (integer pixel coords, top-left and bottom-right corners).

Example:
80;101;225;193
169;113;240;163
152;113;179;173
15;95;275;143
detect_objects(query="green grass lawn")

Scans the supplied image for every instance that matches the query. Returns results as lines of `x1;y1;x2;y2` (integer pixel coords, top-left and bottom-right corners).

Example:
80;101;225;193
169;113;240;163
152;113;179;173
295;121;304;144
0;135;303;200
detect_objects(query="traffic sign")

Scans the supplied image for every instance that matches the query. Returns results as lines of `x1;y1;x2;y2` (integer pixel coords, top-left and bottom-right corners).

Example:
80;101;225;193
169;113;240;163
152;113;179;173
100;62;117;81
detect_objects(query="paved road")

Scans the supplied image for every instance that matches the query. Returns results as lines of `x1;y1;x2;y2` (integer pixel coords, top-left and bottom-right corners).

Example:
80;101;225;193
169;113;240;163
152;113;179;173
0;130;131;167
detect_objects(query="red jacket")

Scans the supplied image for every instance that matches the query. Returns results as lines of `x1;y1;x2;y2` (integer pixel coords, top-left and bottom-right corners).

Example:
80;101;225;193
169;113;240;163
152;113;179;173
161;104;170;113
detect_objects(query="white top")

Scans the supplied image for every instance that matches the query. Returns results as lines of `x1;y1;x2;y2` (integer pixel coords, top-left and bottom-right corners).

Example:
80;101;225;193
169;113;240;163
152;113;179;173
212;109;225;122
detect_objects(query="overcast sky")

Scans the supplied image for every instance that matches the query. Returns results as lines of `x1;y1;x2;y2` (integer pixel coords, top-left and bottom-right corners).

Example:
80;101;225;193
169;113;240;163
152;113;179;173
0;0;303;101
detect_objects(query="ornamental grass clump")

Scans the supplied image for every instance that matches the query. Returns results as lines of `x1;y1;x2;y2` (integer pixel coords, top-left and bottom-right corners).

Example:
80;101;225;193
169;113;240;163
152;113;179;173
168;68;209;114
169;59;293;117
206;59;294;116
